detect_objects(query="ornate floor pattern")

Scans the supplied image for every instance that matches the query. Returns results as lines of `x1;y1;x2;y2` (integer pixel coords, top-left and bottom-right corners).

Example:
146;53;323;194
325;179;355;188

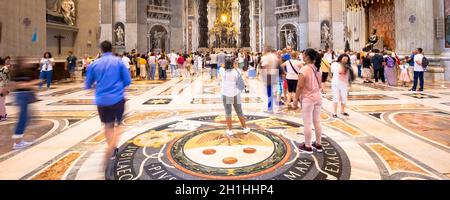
0;74;449;180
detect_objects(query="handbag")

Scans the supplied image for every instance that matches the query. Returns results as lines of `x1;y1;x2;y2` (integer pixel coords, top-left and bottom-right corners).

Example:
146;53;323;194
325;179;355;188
236;69;246;91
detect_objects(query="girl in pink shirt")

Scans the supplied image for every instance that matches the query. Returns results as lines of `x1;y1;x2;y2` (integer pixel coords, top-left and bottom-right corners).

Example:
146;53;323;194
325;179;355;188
295;49;323;154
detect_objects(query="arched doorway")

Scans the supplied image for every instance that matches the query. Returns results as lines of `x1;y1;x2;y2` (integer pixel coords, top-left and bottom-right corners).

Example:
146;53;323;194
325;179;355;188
279;24;298;50
148;25;169;53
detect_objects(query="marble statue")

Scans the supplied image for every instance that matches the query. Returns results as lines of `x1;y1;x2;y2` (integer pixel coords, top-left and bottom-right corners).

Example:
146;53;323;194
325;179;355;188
287;31;296;47
321;23;331;44
153;31;165;49
366;29;379;50
53;0;76;26
114;25;125;46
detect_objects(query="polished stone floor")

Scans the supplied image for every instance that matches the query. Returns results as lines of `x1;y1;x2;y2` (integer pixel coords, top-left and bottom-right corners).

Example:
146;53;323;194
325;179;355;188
0;71;449;180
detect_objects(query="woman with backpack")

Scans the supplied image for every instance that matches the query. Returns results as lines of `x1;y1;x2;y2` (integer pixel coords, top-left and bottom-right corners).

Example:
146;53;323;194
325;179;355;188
218;57;251;137
331;54;355;118
384;52;398;86
281;51;303;110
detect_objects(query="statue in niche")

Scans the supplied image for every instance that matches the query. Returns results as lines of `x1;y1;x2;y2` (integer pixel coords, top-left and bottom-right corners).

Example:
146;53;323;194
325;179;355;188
286;31;296;48
321;23;331;44
53;0;76;26
153;31;166;49
365;29;379;50
114;25;125;46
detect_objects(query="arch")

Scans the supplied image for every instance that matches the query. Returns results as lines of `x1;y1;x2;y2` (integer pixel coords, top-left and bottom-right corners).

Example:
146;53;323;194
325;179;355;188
279;22;299;50
148;24;169;52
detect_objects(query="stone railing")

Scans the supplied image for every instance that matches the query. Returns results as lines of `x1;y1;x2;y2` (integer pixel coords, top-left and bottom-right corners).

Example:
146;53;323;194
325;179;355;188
275;4;299;19
147;5;172;20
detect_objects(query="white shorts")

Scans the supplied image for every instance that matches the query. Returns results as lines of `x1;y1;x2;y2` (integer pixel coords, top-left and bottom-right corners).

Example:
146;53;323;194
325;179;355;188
332;84;348;104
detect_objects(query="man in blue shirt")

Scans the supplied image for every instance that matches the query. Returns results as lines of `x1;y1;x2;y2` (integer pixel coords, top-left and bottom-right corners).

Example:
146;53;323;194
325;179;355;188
85;41;131;170
66;51;77;82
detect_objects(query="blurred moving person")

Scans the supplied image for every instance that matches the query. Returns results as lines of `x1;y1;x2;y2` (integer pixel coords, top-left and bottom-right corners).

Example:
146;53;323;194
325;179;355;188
9;58;41;150
85;41;132;171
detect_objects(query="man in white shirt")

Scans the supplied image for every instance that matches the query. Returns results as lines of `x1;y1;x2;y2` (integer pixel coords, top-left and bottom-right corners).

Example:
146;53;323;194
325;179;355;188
168;50;179;77
410;48;425;92
210;52;218;79
260;46;280;113
121;53;131;70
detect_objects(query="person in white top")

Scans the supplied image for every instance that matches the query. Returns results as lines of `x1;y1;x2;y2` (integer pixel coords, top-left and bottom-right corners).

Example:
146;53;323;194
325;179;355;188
260;46;280;113
324;48;335;64
238;52;245;70
168;50;179;77
281;51;303;109
196;53;203;73
148;52;157;80
121;54;131;70
39;52;55;90
331;54;353;118
410;48;425;92
218;57;251;137
210;52;218;79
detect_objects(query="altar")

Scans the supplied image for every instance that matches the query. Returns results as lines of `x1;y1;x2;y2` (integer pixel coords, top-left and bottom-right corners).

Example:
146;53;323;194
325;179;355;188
208;0;239;49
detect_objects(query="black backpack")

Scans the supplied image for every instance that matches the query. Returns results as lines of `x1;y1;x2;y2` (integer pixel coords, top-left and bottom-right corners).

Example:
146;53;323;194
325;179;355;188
422;56;430;70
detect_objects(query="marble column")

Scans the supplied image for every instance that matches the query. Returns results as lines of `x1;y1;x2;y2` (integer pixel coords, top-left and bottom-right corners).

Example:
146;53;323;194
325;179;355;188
239;0;251;48
263;0;277;48
331;0;345;50
100;0;113;42
126;0;138;52
198;0;209;48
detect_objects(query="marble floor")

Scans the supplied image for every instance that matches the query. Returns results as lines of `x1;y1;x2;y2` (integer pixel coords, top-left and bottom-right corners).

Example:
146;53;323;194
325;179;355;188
0;71;449;180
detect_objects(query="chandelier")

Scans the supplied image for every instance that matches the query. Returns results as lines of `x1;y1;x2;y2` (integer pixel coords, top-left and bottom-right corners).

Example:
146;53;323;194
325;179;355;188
346;0;393;11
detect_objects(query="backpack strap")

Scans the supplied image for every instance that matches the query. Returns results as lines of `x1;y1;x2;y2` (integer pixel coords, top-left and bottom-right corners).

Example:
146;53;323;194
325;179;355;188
289;60;300;75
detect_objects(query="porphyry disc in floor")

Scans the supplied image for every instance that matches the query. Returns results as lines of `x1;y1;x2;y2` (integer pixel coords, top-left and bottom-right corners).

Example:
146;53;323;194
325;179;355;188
106;115;351;180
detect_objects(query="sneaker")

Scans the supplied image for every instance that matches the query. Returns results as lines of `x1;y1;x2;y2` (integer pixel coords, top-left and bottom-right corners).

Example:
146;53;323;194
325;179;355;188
298;143;313;154
312;142;323;153
342;113;350;117
13;141;33;150
0;116;5;122
226;130;234;137
243;128;251;134
332;114;338;118
408;89;416;92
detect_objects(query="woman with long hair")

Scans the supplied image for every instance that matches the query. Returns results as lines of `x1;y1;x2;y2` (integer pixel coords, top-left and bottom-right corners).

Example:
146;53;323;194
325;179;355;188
295;49;323;153
219;57;251;138
39;52;54;90
331;54;355;118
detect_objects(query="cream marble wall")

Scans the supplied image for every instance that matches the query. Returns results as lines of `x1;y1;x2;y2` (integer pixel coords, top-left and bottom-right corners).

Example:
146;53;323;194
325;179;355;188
395;0;436;54
73;0;100;57
0;0;46;58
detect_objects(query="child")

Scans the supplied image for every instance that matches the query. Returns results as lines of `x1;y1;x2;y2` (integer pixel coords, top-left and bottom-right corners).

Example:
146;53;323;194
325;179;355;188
399;57;411;87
